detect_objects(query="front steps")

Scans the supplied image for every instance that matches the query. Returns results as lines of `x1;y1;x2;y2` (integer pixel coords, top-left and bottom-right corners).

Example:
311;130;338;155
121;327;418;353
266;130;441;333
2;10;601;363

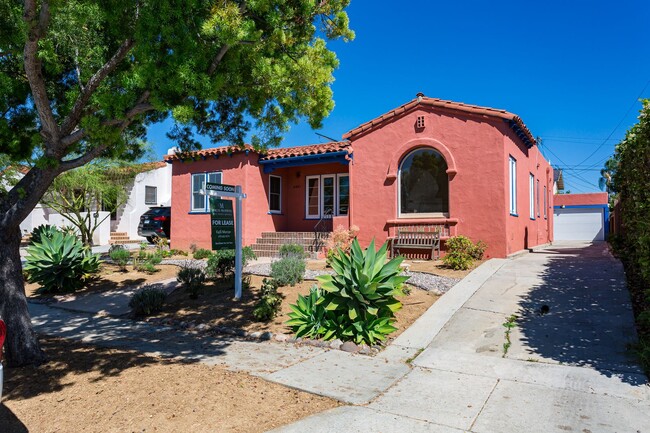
251;232;330;258
108;232;142;245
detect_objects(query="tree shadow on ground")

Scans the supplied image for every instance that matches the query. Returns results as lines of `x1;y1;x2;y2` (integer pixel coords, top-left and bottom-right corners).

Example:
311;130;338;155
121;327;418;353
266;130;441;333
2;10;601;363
3;336;199;401
0;405;28;433
516;243;647;386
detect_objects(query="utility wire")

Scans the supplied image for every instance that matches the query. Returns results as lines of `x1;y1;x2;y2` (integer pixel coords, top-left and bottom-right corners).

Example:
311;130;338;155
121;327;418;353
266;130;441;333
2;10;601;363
574;79;650;167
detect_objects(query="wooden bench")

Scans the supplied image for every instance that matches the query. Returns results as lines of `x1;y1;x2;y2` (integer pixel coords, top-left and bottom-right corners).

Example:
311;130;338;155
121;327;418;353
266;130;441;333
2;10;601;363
391;230;441;260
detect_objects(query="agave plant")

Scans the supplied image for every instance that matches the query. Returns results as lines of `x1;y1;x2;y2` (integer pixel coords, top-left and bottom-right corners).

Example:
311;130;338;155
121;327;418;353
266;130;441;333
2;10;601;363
29;224;61;245
318;239;407;320
24;231;102;293
287;285;329;339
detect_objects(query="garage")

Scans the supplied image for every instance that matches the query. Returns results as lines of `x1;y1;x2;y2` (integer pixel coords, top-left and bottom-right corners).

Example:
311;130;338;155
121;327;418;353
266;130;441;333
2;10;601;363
554;206;606;241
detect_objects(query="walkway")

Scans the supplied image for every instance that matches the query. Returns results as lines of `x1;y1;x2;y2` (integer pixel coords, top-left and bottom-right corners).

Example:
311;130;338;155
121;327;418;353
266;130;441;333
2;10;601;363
272;242;650;432
28;242;650;432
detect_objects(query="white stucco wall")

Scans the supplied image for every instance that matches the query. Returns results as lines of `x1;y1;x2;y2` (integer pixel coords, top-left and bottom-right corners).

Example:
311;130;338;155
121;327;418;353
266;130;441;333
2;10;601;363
113;163;172;240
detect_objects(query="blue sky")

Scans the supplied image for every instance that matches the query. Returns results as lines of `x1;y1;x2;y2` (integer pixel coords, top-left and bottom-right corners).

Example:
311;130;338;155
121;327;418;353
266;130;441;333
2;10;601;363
147;0;650;193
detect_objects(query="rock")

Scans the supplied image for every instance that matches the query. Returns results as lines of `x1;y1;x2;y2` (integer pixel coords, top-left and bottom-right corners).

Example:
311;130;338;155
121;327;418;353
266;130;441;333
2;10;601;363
275;334;289;342
260;332;273;341
196;323;209;331
358;345;372;355
340;341;359;353
329;339;343;350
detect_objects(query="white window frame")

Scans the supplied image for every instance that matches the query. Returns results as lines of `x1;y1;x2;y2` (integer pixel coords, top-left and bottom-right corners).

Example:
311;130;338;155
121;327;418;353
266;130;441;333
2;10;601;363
337;174;350;216
529;173;535;220
537;179;540;218
509;156;517;215
144;185;157;205
305;175;321;219
191;171;222;212
269;175;282;214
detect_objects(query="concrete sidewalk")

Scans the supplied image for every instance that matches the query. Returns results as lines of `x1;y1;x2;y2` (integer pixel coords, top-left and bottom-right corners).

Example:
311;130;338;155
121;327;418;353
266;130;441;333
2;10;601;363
273;242;650;433
28;242;649;432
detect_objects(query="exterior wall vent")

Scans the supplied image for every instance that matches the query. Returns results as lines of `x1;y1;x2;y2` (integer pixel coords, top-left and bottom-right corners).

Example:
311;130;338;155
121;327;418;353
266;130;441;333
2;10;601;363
416;115;425;129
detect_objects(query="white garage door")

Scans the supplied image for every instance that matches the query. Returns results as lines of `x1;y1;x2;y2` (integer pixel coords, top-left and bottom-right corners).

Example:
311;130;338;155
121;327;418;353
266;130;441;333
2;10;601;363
554;207;605;241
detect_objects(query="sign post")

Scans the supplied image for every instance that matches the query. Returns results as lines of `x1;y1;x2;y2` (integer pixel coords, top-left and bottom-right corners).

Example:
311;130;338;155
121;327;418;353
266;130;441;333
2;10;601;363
204;182;246;300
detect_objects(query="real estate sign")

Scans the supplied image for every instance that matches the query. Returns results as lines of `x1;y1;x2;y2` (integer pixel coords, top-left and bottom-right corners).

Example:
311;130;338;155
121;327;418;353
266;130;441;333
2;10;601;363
209;197;235;250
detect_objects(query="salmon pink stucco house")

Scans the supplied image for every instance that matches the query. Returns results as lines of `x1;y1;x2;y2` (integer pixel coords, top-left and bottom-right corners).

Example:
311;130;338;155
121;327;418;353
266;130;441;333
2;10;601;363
165;94;554;258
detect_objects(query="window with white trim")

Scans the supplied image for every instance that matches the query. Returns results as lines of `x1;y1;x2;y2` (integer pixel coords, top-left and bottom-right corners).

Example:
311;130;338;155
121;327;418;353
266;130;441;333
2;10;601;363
306;176;320;218
529;173;535;220
536;179;540;218
544;185;547;219
337;174;349;216
145;186;157;205
269;175;281;213
191;172;222;212
509;156;517;215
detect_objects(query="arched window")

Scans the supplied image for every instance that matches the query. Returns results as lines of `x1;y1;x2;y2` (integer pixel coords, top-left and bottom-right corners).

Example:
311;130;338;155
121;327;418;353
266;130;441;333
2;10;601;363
399;148;449;216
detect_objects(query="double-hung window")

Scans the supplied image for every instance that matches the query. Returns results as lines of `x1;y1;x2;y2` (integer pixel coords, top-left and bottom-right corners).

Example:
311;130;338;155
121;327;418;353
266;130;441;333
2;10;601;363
191;172;222;212
536;179;540;218
509;156;517;215
529;173;535;220
269;175;282;213
145;186;157;205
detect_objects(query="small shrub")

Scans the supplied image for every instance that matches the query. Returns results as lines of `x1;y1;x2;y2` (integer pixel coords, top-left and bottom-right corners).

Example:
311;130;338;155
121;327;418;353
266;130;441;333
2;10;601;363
279;243;306;259
30;224;61;245
110;248;131;271
134;251;162;273
270;255;305;286
170;249;188;256
253;278;282;321
177;264;206;299
24;231;102;293
193;248;212;260
443;236;486;270
324;225;360;264
189;243;198;253
139;241;148;250
154;236;169;251
129;287;166;316
206;247;257;279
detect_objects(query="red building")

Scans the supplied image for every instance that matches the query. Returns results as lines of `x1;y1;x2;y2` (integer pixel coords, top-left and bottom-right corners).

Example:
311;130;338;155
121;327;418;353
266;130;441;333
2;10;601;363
166;94;554;258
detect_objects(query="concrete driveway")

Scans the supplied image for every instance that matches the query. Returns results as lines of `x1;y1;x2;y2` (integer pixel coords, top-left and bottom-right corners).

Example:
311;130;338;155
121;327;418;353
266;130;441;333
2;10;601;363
275;242;650;432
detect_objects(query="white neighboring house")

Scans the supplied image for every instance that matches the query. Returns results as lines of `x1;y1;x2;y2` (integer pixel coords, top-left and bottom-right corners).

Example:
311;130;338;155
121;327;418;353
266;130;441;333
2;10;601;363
18;149;174;245
111;159;172;242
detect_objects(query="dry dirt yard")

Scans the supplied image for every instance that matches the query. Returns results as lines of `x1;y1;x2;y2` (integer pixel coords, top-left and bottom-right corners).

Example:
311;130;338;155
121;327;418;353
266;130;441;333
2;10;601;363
154;275;438;339
1;337;338;433
24;263;180;299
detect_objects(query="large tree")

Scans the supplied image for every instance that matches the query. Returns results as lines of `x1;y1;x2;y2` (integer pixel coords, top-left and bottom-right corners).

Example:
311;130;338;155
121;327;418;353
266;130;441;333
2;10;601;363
0;0;353;366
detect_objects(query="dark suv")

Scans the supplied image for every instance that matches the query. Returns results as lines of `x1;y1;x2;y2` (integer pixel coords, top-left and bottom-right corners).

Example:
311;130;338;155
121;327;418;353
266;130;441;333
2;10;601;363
138;206;171;243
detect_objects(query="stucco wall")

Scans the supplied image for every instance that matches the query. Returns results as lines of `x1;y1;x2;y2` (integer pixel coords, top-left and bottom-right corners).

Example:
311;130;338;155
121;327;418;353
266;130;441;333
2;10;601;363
502;125;554;256
554;192;608;207
349;107;517;258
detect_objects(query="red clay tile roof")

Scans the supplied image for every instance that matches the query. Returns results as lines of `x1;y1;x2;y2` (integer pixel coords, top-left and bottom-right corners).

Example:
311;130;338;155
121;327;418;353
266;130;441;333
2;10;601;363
164;144;256;161
343;94;536;146
259;141;351;161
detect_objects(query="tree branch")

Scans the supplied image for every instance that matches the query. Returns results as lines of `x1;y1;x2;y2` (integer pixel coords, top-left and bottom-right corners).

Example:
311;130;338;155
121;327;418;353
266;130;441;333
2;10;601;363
208;44;230;75
23;0;59;144
60;39;135;136
58;144;110;172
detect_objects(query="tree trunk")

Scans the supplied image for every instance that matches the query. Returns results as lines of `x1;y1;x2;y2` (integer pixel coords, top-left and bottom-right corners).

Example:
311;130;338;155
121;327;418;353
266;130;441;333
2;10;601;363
0;224;46;367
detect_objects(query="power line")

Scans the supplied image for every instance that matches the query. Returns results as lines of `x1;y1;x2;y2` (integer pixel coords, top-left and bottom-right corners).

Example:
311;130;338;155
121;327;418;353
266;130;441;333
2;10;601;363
541;144;596;187
574;79;650;167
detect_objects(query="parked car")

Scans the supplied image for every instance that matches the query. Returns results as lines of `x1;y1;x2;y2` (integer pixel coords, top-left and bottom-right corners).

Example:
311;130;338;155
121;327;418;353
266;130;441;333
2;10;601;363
0;318;6;401
138;206;171;243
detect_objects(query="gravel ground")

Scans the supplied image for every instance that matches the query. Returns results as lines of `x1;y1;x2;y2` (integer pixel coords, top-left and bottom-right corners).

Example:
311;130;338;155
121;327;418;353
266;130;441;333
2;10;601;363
243;263;459;295
159;259;459;295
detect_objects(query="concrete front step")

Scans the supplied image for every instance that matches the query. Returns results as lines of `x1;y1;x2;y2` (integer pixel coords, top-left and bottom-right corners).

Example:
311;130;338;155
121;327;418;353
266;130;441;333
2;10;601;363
108;239;143;245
